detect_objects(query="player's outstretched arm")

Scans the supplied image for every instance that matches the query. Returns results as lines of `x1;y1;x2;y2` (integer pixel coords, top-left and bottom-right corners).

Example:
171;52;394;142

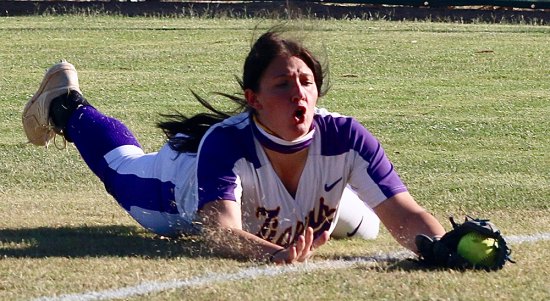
374;192;445;253
199;200;329;264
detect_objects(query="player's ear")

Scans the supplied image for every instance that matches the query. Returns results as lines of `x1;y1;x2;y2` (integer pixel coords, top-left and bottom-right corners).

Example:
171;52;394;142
245;89;262;110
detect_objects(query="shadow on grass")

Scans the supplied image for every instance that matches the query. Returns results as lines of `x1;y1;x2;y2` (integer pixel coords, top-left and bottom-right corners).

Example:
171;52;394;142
333;255;483;273
0;225;213;259
325;254;447;272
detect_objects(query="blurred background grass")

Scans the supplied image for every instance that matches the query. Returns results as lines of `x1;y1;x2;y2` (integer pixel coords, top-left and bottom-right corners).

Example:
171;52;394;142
0;16;548;300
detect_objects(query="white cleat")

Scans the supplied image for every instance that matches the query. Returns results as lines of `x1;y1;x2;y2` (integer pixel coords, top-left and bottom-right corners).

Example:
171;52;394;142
22;61;81;146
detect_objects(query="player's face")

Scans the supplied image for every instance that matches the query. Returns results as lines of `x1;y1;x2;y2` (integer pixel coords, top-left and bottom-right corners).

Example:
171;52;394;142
245;56;318;141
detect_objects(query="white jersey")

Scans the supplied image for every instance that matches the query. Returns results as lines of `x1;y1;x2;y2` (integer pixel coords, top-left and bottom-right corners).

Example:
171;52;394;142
75;106;399;240
194;108;407;246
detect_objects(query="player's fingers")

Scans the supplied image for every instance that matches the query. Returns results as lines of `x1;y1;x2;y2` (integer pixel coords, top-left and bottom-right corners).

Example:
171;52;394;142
284;246;298;264
295;235;312;262
303;227;314;250
273;246;298;265
294;235;306;257
312;230;330;249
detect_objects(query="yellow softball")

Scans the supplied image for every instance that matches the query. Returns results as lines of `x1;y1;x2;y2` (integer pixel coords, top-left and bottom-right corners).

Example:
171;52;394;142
457;232;499;267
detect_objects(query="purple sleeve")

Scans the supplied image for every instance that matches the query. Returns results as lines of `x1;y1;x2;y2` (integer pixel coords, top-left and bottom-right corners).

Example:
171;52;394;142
196;123;259;209
317;115;407;199
356;125;408;198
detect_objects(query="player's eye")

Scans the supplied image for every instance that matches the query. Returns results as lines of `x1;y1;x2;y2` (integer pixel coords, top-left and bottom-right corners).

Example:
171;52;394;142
274;80;289;88
301;75;315;86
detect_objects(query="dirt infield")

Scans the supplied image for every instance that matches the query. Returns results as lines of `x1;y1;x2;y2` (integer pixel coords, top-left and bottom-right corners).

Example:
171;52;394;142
1;1;548;23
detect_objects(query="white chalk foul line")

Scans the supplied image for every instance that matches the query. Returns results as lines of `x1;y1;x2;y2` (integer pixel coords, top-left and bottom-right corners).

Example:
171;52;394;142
32;251;414;301
505;232;550;244
32;232;550;301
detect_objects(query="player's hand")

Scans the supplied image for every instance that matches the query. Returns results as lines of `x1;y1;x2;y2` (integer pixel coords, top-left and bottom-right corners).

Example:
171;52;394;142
270;227;329;265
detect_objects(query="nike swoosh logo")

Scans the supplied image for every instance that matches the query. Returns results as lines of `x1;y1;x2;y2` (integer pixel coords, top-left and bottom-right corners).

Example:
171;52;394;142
324;177;343;192
347;216;364;237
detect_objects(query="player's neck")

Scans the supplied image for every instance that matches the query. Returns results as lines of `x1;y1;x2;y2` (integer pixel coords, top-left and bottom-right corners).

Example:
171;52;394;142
251;114;315;154
264;147;309;198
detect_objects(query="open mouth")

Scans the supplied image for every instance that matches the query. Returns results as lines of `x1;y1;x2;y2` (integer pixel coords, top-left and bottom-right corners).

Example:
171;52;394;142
294;107;306;123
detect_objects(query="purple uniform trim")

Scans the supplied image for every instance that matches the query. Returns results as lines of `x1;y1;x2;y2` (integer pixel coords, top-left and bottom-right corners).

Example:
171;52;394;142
314;114;407;199
197;111;407;210
103;171;179;214
67;106;179;215
196;117;259;208
67;106;141;179
250;119;314;154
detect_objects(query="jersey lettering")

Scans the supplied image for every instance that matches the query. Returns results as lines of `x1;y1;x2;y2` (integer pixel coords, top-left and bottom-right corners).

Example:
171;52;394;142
256;206;280;242
255;197;337;247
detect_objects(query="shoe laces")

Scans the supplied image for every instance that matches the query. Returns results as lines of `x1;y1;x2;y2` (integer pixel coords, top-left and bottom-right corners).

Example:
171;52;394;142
41;124;67;150
51;132;68;150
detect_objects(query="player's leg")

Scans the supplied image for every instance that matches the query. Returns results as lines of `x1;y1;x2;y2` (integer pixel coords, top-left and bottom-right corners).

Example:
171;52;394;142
331;186;380;240
22;61;196;237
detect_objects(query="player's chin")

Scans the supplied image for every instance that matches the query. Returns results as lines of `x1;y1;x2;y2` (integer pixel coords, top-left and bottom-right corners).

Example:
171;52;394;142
295;127;312;140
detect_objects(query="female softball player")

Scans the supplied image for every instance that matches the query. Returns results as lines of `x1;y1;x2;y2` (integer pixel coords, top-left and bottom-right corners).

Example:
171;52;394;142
22;28;445;264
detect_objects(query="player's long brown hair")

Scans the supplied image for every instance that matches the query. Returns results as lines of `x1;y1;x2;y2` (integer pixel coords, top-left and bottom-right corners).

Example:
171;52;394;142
158;27;329;153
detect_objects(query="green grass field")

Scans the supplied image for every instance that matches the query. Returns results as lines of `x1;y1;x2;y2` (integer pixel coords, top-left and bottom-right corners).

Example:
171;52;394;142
0;15;549;300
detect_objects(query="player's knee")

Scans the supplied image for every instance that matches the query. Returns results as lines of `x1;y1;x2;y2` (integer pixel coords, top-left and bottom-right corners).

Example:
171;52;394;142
331;215;380;240
354;217;380;239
